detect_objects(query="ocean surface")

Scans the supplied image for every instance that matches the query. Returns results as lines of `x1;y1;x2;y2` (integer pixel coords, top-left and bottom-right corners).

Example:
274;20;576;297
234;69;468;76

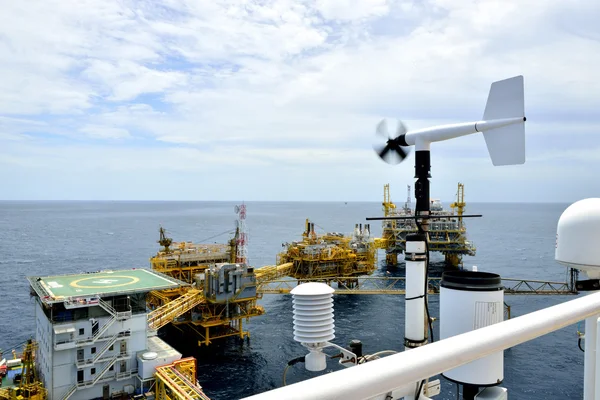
0;201;584;399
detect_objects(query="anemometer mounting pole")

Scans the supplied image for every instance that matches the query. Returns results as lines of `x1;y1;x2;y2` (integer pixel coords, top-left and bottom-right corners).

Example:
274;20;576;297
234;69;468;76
414;150;431;230
403;149;433;400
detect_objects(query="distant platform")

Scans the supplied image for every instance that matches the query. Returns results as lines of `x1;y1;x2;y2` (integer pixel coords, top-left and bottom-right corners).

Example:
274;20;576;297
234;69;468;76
28;268;187;303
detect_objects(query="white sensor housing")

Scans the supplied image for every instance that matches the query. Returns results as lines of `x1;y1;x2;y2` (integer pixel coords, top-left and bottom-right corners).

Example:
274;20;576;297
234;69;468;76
291;282;335;371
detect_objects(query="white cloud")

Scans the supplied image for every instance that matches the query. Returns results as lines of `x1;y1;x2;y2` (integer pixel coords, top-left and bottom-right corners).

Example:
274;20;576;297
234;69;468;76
315;0;390;21
82;61;188;101
80;125;131;139
0;0;599;201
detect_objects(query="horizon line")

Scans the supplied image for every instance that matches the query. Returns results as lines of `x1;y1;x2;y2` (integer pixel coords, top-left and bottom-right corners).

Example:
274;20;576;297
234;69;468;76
0;199;576;204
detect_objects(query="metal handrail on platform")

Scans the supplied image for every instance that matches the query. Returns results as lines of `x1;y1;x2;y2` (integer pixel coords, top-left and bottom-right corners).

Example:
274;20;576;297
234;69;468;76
147;289;205;330
241;291;600;400
257;276;577;295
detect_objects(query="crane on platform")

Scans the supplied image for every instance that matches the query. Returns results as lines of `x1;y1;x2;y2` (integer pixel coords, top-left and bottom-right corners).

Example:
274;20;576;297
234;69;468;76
0;340;47;400
382;184;396;217
450;182;467;229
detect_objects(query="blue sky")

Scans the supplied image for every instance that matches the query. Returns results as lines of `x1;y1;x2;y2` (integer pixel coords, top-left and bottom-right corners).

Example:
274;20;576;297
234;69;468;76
0;0;599;202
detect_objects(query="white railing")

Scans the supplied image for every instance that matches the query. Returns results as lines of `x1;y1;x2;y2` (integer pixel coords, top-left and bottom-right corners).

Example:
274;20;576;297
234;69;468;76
99;298;132;321
241;291;600;400
116;368;139;381
76;331;131;368
76;356;120;389
73;300;132;347
98;298;116;315
75;316;115;346
60;384;77;400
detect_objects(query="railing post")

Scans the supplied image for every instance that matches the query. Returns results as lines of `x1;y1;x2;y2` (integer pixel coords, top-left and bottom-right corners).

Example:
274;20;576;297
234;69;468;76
584;314;599;399
595;316;600;400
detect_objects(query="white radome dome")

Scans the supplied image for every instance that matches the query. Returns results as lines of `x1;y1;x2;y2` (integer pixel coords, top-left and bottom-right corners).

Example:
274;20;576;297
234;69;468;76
556;198;600;278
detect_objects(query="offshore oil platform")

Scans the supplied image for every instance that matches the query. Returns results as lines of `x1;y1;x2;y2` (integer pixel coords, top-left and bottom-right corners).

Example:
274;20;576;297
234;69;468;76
10;267;211;400
378;182;476;267
144;198;579;353
276;219;377;282
144;212;380;347
146;204;265;346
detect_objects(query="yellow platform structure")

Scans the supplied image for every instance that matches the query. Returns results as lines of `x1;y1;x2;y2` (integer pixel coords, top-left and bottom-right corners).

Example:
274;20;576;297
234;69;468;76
155;357;210;400
147;227;264;346
378;183;476;267
274;219;377;288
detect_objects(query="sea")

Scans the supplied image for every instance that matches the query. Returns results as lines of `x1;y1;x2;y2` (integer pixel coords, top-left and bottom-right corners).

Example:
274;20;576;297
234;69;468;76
0;201;584;399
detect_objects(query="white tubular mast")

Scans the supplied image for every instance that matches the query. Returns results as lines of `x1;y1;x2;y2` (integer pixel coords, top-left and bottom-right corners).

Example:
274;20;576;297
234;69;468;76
403;234;428;400
404;236;427;351
240;290;600;400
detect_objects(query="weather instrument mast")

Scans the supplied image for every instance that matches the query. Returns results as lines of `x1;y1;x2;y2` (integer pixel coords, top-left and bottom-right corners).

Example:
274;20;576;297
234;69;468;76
368;75;526;399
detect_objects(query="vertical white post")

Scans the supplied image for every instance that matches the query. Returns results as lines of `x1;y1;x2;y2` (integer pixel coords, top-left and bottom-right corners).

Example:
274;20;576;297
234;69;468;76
595;317;600;400
405;238;427;350
404;234;428;400
585;314;598;399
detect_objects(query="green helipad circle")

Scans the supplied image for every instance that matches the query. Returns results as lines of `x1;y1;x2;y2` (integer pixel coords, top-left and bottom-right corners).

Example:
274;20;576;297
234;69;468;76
70;275;140;289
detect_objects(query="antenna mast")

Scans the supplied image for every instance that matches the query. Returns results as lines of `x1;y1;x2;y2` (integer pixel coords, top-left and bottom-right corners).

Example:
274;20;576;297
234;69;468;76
235;203;248;264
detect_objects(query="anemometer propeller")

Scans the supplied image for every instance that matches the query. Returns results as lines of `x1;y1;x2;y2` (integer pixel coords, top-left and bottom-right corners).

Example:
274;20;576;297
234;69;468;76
373;75;526;166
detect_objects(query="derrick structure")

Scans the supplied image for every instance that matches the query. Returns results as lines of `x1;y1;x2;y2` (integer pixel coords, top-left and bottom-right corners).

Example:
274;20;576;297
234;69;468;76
377;183;476;267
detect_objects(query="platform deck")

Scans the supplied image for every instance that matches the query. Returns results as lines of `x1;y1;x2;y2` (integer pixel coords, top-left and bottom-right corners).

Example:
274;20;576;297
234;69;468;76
29;269;183;301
